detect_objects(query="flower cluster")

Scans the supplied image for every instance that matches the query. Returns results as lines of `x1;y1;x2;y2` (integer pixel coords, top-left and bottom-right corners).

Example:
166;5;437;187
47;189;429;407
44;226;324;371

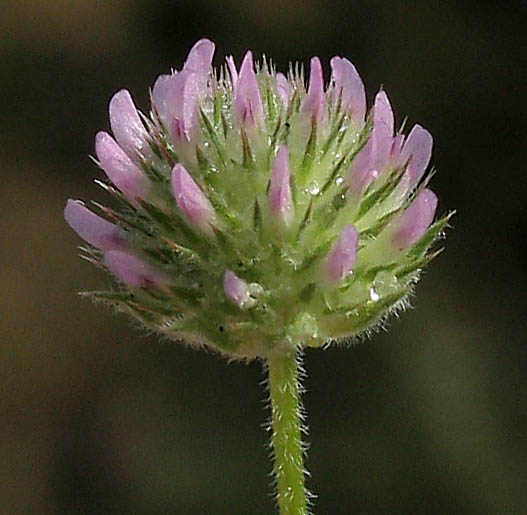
65;39;450;358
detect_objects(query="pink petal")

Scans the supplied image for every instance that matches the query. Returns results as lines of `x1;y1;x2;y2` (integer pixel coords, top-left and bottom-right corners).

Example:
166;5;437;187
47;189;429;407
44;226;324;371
109;89;152;160
182;38;215;95
371;90;394;168
373;91;394;132
152;72;178;124
346;141;377;194
276;72;292;108
268;145;293;226
104;251;169;291
348;157;380;194
171;163;215;233
302;57;327;123
346;91;394;194
64;199;128;251
330;57;366;123
152;71;199;141
233;51;265;128
400;124;433;186
95;131;150;202
172;72;199;141
391;188;438;249
326;225;359;282
223;270;251;309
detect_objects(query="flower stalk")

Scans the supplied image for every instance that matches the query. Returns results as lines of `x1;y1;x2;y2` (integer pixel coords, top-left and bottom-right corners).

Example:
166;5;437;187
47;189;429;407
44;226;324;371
268;348;308;515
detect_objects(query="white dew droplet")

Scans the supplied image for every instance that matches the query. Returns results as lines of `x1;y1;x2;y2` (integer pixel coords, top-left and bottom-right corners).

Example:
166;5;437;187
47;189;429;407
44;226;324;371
308;183;320;195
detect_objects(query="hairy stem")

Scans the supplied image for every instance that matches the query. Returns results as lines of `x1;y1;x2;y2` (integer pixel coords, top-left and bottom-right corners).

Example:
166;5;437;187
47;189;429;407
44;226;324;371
267;347;309;515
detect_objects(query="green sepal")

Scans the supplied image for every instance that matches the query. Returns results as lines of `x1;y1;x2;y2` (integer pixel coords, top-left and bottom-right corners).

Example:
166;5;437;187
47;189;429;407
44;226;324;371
359;208;401;239
139;199;207;253
354;166;406;222
357;262;398;284
407;211;454;260
199;108;227;166
299;116;318;181
321;287;410;338
395;248;444;280
241;129;255;168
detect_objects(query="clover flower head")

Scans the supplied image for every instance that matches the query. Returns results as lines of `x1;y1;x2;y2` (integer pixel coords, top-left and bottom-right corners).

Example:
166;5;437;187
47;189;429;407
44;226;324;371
65;38;451;359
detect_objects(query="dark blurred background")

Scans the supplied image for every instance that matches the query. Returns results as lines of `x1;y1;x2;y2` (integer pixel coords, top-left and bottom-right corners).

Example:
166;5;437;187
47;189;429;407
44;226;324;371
2;1;526;513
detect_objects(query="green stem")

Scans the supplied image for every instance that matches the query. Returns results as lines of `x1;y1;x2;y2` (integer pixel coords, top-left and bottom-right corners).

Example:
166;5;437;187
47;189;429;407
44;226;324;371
267;348;309;515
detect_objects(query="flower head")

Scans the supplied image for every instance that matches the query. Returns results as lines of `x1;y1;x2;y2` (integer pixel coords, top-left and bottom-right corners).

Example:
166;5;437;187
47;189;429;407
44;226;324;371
65;39;451;358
